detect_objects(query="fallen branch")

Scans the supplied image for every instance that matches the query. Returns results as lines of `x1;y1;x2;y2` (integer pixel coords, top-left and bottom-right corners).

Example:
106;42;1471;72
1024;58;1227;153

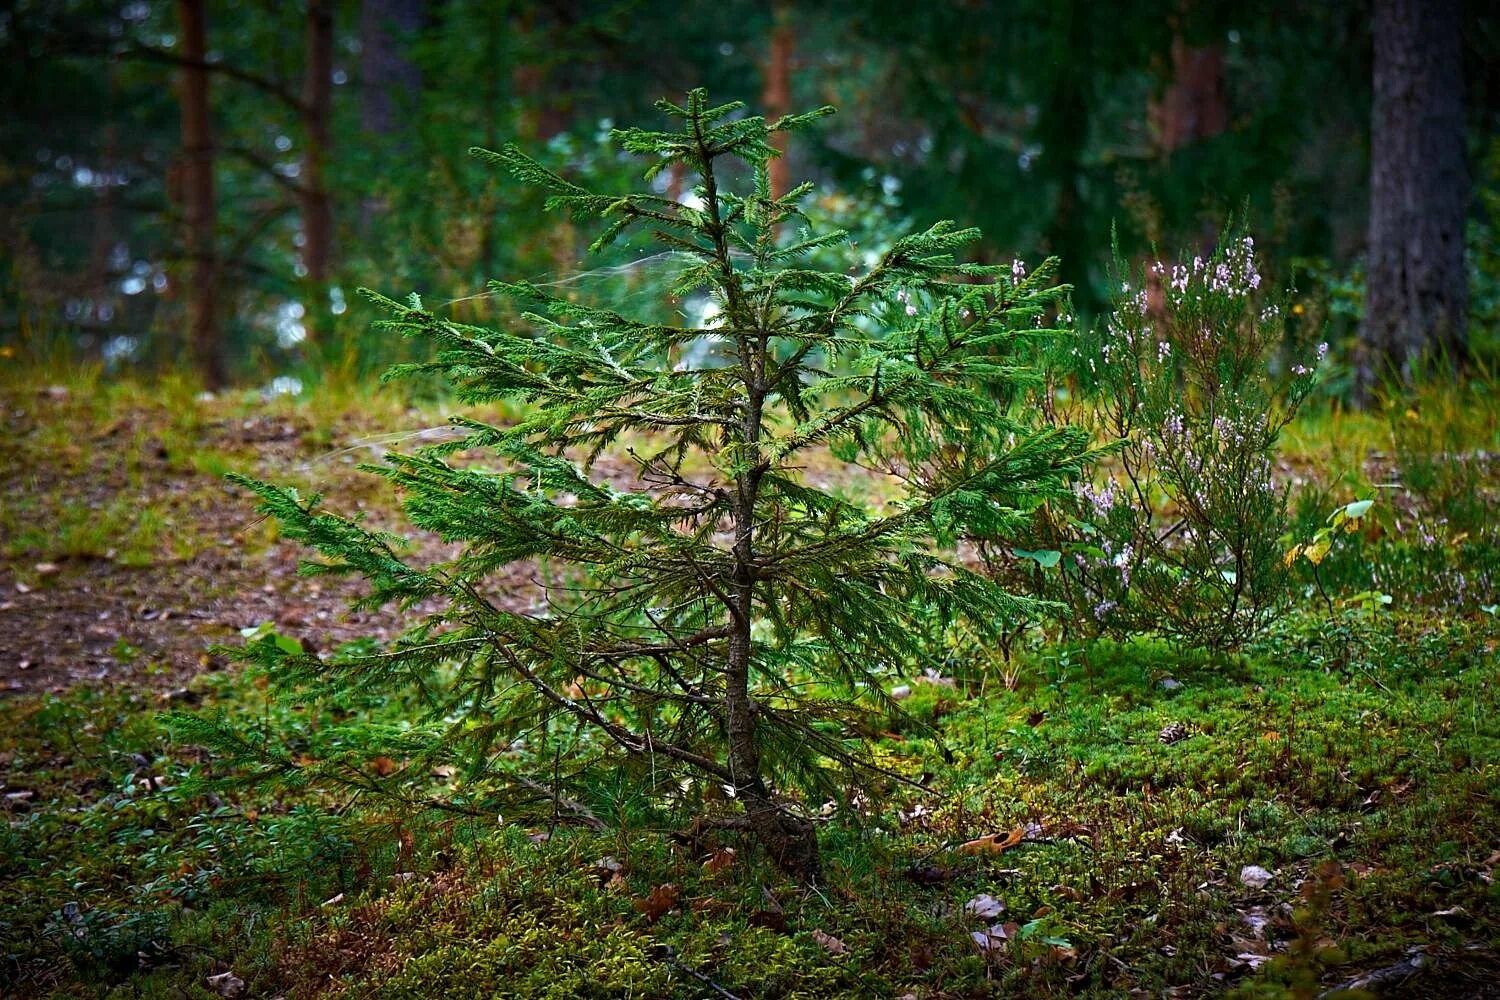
513;776;606;831
1319;952;1424;998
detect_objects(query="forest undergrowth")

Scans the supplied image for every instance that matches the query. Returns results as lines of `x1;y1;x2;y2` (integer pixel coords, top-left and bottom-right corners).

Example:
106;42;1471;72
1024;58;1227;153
0;364;1496;998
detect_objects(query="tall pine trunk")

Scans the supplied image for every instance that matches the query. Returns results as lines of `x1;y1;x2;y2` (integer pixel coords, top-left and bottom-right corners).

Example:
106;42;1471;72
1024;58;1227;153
175;0;223;388
1150;34;1226;154
302;0;335;341
1361;0;1468;389
762;3;794;200
359;0;423;137
358;0;424;230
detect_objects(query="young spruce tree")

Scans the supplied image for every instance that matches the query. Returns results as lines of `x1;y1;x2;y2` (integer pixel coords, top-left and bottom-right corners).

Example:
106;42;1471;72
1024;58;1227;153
222;92;1091;878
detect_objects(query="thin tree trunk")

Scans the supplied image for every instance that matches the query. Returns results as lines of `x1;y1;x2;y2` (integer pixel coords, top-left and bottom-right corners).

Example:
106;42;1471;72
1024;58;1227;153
1150;35;1227;154
762;3;794;199
359;0;423;136
701;124;820;879
1039;0;1091;303
302;0;335;340
1360;0;1468;391
90;122;119;304
725;460;820;880
358;0;423;232
175;0;223;387
511;11;567;142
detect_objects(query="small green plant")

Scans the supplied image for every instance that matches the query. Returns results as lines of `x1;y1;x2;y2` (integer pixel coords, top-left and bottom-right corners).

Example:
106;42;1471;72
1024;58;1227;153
1008;232;1322;650
1286;498;1389;617
202;91;1093;878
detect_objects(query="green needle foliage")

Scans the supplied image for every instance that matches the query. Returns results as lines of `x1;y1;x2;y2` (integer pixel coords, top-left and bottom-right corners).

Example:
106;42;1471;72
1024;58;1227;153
216;91;1093;878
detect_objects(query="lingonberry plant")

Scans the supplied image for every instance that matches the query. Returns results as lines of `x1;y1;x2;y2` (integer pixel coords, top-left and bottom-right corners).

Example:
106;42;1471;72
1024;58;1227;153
204;92;1092;878
1002;233;1322;650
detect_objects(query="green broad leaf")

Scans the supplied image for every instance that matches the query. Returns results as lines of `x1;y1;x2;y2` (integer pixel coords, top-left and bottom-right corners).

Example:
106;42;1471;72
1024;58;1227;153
1013;548;1062;568
239;622;304;655
1342;499;1374;519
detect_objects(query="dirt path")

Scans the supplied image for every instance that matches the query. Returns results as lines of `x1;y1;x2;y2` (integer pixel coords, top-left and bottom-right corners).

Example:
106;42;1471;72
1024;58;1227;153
0;387;442;694
0;382;635;696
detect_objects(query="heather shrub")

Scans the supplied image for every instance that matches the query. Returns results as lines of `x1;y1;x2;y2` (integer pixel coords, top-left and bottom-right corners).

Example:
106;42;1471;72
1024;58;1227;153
998;233;1322;650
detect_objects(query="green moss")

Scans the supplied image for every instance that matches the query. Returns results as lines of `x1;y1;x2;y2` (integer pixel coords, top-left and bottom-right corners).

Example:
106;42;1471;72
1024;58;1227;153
2;371;1497;997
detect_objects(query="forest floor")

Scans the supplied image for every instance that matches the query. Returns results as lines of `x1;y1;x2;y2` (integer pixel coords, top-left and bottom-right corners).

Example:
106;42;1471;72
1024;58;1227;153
1;369;1498;998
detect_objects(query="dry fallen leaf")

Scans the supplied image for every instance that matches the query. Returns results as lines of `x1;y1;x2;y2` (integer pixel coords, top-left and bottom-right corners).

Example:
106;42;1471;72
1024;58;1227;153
748;907;788;932
703;847;737;875
811;929;848;955
970;921;1020;953
904;864;962;885
958;826;1025;854
1239;865;1275;889
369;756;400;776
964;893;1005;919
634;883;681;922
205;970;245;998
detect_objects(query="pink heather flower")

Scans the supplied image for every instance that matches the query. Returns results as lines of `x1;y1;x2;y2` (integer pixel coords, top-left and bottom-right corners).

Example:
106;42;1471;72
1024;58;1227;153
1317;342;1329;361
1079;479;1120;519
1012;259;1026;279
1157;340;1171;362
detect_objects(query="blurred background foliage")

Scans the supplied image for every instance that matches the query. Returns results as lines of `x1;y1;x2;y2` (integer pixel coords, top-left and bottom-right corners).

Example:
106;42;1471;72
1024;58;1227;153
2;0;1497;388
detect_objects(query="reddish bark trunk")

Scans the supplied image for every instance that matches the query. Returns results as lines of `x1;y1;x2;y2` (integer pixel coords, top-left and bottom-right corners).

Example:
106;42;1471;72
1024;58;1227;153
762;4;794;199
1151;36;1227;154
175;0;224;387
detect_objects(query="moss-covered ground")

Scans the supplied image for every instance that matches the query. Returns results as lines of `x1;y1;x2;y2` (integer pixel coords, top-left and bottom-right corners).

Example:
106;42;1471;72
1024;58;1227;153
2;366;1497;998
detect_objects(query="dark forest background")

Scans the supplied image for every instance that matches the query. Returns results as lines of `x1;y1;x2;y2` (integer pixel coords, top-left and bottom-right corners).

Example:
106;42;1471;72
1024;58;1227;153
3;0;1497;389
